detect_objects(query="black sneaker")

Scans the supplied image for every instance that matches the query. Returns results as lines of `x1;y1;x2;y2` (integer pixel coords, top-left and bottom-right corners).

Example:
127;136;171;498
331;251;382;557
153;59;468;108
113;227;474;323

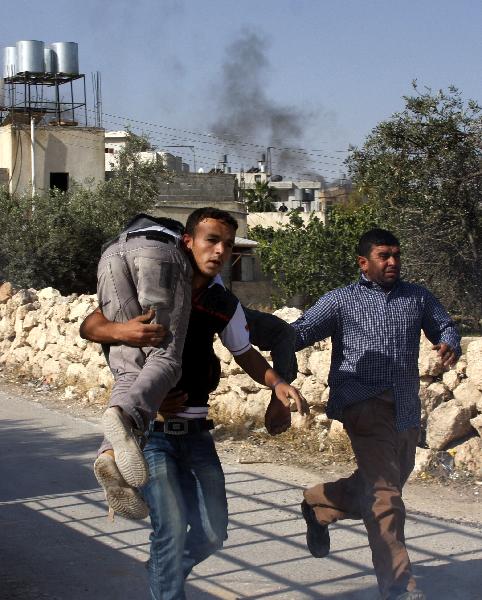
301;500;330;558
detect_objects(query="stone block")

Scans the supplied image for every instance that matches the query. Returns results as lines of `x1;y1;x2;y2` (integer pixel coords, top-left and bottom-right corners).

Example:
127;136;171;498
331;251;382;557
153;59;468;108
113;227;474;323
300;375;326;407
426;399;474;450
470;414;482;437
466;339;482;391
452;436;482;478
452;380;481;413
308;351;331;385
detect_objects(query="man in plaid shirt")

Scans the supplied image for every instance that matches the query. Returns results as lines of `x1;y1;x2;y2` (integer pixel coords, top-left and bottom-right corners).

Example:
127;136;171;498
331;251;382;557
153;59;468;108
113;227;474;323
293;228;461;600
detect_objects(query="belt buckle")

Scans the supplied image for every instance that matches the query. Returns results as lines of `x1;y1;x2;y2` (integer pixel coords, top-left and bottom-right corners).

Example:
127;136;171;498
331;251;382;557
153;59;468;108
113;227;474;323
165;418;189;435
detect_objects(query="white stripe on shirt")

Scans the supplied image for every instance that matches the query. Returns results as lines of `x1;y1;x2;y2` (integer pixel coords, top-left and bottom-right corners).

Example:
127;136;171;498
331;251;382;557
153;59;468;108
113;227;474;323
175;406;209;419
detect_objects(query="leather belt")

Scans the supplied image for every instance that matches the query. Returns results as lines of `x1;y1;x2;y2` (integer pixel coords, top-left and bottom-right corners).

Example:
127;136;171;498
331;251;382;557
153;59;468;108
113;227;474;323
126;230;178;245
102;229;178;253
151;418;214;436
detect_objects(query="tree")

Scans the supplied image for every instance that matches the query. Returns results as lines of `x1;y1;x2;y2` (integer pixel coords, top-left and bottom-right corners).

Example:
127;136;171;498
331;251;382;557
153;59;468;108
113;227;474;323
0;131;169;294
249;203;380;306
98;130;170;236
244;181;278;212
347;84;482;327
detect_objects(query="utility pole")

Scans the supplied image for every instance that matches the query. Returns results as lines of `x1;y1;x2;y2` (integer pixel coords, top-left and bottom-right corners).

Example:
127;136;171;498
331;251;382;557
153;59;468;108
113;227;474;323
30;116;36;208
266;146;273;178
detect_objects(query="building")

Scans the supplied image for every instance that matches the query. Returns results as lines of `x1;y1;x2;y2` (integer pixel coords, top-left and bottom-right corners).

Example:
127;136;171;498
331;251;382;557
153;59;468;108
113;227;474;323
154;172;245;229
0;39;104;195
232;156;350;216
103;132;256;293
104;130;188;175
0;122;104;195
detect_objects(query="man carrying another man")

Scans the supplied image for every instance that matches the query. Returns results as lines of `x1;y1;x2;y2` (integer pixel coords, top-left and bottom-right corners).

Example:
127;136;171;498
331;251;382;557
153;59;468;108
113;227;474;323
81;207;307;600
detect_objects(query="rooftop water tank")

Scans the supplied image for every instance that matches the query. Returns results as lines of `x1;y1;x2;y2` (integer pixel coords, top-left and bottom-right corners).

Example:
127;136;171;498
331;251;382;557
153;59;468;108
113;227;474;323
3;46;16;77
16;40;45;73
44;48;57;74
50;42;79;75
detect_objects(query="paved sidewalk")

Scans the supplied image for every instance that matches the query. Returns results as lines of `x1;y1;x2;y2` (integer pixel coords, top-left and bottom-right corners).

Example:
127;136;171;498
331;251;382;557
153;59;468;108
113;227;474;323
0;390;481;599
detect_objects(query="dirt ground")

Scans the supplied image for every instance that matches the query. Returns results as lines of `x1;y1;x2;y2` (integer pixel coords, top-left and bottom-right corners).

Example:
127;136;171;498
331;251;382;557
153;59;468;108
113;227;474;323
2;368;480;526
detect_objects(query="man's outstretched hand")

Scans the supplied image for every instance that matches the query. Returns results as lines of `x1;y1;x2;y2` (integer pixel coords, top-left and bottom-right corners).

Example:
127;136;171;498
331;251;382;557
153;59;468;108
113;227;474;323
432;343;457;369
265;383;310;436
273;382;310;416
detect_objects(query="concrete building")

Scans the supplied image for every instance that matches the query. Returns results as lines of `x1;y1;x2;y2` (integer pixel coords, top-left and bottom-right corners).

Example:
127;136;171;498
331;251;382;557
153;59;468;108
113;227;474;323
0;123;104;196
238;173;350;218
153;171;246;232
104;130;188;174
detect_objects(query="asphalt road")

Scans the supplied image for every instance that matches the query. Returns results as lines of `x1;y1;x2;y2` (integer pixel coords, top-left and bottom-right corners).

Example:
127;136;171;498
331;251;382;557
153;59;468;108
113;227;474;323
0;389;481;600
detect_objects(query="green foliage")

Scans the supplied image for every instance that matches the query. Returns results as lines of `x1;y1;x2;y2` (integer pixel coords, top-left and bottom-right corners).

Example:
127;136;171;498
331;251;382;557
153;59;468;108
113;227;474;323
0;131;167;294
100;130;170;235
249;204;380;306
244;181;278;212
347;84;482;325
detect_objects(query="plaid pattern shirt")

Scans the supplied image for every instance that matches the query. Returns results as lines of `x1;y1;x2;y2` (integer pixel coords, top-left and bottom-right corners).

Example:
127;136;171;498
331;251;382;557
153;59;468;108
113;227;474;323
293;276;461;431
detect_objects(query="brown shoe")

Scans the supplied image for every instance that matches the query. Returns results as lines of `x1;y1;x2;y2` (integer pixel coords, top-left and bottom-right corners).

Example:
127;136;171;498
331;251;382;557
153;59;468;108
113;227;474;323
301;500;330;558
94;453;149;520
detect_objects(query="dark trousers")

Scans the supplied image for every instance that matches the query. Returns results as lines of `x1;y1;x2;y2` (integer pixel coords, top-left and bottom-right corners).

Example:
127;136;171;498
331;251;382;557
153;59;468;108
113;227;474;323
304;393;419;599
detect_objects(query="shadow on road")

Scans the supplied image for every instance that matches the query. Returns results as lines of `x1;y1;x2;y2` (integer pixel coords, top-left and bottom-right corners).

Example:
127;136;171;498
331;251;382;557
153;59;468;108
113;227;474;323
189;469;482;599
0;415;481;599
0;417;100;502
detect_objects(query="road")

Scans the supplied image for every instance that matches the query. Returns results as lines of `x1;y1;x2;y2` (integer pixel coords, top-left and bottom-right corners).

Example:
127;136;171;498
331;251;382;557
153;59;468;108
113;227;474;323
0;388;481;599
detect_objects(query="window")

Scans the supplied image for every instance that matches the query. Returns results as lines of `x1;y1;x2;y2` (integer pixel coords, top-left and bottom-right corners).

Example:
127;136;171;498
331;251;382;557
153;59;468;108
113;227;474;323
50;172;69;192
231;253;255;282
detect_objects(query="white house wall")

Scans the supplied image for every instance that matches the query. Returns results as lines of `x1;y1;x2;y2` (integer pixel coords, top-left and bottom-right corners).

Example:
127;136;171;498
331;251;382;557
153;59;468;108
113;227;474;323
0;126;13;184
0;124;105;196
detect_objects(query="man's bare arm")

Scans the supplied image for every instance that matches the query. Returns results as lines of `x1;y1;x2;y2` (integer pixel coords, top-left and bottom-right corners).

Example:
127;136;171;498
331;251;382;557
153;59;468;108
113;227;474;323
80;308;166;347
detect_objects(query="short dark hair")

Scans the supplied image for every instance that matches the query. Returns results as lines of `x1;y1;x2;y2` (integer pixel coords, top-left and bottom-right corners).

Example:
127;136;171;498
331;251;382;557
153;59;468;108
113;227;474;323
185;207;238;236
357;228;400;257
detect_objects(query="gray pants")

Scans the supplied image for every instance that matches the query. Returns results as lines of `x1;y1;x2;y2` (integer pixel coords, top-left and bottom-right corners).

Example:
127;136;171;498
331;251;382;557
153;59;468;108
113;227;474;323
97;231;192;446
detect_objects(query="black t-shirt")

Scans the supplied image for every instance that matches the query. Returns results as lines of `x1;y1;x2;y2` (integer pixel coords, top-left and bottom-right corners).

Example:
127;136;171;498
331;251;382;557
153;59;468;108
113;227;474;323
173;276;251;409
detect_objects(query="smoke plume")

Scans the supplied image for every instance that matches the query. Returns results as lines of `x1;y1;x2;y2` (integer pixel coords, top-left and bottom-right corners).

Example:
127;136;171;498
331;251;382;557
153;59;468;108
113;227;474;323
210;30;312;176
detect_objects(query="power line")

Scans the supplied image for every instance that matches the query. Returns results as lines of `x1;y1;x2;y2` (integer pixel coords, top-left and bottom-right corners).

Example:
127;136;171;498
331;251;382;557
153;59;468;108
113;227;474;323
91;108;351;161
98;114;347;176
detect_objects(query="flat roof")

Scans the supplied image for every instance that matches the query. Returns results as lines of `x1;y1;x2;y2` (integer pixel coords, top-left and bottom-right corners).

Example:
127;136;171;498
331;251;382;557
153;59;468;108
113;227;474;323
234;236;258;248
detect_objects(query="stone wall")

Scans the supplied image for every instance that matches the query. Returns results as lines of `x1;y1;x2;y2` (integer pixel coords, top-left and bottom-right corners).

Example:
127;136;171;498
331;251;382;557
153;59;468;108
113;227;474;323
0;283;480;477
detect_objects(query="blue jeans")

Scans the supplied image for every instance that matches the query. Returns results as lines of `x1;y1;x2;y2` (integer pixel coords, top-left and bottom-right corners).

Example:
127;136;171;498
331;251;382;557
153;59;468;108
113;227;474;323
142;430;228;600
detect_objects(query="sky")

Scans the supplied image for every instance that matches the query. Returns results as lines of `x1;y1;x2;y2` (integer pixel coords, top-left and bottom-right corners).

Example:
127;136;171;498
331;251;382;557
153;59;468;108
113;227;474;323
1;0;481;181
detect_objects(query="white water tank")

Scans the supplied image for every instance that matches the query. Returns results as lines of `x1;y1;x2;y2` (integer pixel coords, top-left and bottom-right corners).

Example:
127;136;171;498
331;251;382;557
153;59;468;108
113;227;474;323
44;48;57;74
50;42;79;75
16;40;45;73
3;46;16;77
